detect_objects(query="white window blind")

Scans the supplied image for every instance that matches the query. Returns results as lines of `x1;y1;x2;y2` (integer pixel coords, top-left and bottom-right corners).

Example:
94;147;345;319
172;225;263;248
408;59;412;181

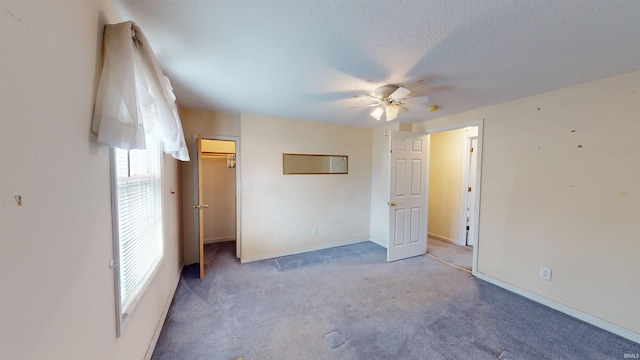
113;136;163;320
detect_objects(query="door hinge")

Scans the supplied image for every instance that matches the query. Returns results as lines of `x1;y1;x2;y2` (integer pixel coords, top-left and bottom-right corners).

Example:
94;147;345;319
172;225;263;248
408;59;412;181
468;187;472;192
470;147;474;153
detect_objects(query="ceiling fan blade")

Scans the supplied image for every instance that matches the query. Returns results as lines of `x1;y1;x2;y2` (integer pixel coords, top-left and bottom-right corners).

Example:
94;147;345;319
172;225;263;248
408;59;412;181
370;106;385;121
389;86;411;99
350;102;379;109
401;95;430;104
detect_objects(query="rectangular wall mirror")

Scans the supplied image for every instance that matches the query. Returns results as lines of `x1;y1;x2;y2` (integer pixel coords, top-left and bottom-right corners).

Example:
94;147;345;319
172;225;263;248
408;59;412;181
283;153;348;174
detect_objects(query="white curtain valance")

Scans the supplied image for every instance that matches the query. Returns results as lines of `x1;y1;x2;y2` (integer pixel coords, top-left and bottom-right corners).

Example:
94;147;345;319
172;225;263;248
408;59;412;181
92;21;189;161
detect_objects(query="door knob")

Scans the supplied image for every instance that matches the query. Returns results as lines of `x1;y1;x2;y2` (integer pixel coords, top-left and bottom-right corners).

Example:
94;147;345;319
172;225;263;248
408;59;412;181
387;201;397;206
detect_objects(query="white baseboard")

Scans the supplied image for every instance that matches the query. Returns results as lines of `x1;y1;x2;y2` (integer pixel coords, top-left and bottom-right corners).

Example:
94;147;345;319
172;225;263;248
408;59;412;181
427;232;457;244
240;238;369;263
204;236;235;244
473;271;640;344
368;237;388;249
144;264;183;360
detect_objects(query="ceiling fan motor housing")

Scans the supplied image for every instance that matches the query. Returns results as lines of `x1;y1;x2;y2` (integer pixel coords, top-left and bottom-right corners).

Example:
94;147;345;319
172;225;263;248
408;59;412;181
375;85;401;99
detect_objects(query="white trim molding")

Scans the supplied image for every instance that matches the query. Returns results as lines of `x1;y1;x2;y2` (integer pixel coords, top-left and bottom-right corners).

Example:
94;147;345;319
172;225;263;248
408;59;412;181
240;238;370;263
204;236;236;244
427;232;457;244
144;265;183;360
473;271;640;344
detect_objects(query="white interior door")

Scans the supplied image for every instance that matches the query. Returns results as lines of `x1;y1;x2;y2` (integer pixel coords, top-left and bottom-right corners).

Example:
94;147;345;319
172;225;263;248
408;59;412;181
388;131;429;262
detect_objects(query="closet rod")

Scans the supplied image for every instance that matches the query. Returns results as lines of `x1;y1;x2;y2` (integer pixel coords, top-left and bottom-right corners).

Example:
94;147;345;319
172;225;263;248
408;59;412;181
201;152;235;157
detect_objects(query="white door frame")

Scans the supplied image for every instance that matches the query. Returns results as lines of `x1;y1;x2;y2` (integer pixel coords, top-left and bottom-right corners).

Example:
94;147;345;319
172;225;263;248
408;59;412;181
192;134;242;260
460;136;478;247
423;119;483;274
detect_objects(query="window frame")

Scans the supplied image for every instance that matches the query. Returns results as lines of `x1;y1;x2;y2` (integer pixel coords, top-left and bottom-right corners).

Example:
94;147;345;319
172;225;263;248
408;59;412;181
109;138;164;337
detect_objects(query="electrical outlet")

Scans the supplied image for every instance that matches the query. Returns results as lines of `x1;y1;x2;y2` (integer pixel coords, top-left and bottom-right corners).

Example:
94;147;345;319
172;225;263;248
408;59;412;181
312;227;318;236
539;267;552;281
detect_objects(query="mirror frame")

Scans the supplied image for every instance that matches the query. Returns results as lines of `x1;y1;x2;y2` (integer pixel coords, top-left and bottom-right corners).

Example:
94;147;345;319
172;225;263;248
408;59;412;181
282;153;349;175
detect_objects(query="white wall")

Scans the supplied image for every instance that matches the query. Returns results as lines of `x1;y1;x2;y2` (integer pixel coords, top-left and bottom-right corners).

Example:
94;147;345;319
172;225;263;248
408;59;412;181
240;113;373;261
414;71;640;337
178;108;240;264
0;1;183;358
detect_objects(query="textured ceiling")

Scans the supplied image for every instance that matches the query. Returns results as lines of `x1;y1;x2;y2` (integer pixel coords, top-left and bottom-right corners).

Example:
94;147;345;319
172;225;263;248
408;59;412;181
111;0;640;128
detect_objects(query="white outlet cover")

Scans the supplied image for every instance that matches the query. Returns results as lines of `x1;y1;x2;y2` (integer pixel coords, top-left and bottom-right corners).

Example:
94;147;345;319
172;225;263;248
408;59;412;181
539;267;552;281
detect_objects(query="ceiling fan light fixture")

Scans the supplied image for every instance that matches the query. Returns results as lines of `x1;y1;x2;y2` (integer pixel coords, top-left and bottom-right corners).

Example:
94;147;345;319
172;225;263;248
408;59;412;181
363;84;429;122
371;106;385;121
385;105;399;121
386;104;409;121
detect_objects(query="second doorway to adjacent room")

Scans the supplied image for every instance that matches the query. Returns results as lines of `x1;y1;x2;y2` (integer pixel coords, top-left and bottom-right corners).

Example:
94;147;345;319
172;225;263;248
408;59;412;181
194;136;240;278
426;126;479;271
201;139;237;247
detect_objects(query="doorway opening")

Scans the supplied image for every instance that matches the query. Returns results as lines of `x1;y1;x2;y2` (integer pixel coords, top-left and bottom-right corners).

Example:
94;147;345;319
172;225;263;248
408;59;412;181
425;124;481;273
201;139;237;244
193;135;241;278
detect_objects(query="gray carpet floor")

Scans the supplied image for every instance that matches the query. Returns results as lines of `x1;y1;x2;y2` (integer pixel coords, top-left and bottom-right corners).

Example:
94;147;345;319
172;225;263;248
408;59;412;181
427;237;473;271
152;241;639;360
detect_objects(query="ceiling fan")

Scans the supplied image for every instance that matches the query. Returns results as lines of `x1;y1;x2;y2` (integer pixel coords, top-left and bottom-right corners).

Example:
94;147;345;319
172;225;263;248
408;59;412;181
354;85;430;122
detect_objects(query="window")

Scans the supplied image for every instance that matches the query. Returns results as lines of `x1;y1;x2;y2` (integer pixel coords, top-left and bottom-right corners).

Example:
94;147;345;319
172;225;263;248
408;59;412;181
111;136;163;335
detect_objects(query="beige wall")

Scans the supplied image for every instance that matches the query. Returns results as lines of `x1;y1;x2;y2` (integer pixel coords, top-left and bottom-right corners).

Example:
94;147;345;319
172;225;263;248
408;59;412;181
180;108;241;137
428;129;465;242
240;113;373;261
0;1;183;359
178;108;240;264
415;71;640;335
428;127;477;243
202;156;236;243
